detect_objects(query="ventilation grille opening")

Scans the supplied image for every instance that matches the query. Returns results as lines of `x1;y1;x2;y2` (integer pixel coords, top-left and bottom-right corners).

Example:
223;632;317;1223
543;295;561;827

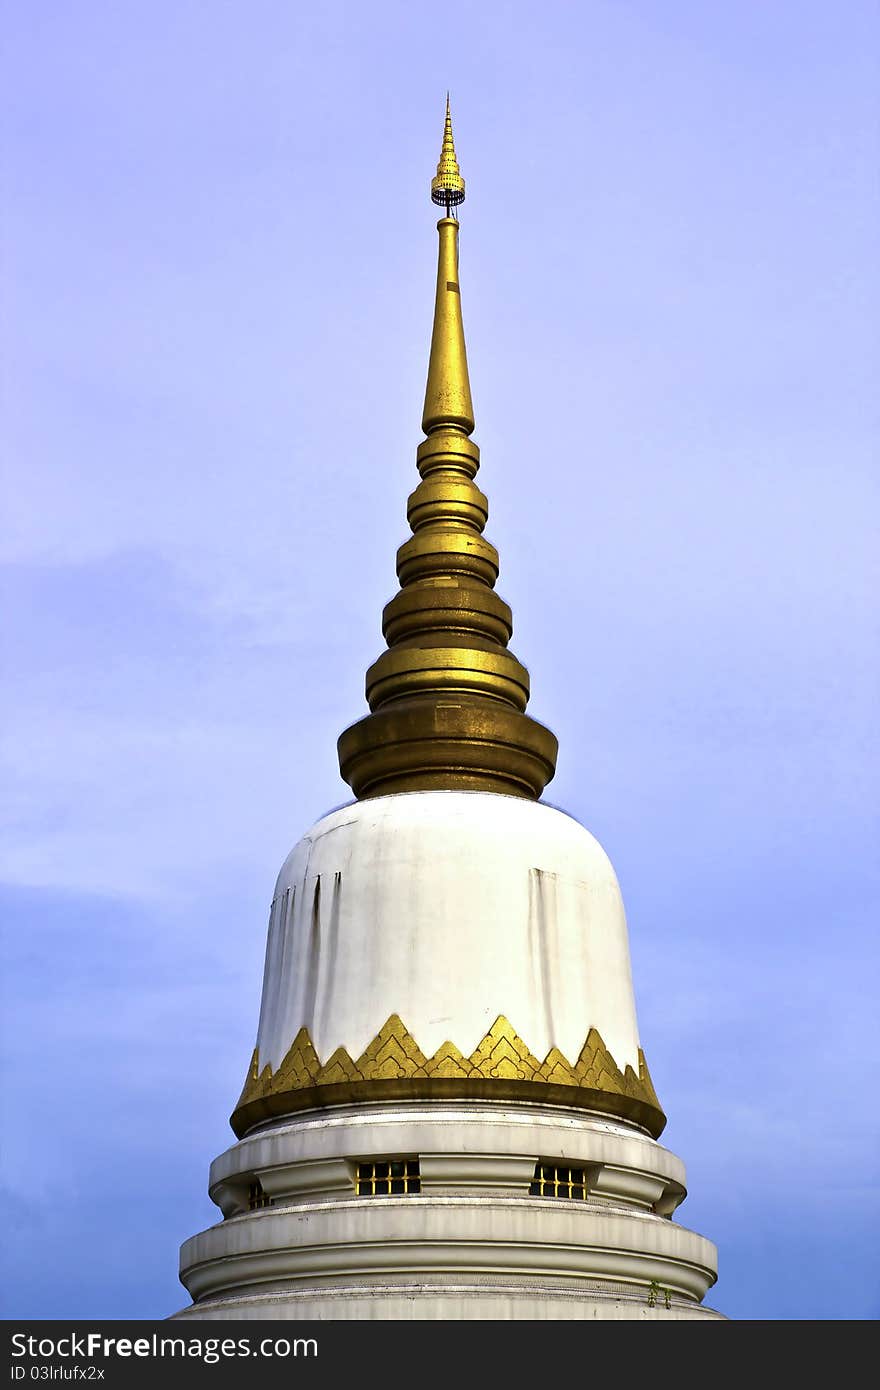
357;1159;421;1195
248;1180;272;1211
529;1162;588;1199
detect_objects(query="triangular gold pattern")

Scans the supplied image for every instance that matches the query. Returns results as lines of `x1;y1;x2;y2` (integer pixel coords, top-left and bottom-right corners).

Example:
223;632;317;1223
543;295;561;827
315;1047;361;1086
468;1015;542;1080
235;1012;662;1131
535;1047;579;1087
273;1027;321;1090
356;1014;430;1080
637;1048;661;1110
423;1040;470;1078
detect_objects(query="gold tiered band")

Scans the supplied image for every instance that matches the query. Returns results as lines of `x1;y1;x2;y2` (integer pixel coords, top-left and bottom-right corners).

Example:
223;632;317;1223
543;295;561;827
337;101;558;800
431;94;465;210
231;1014;665;1139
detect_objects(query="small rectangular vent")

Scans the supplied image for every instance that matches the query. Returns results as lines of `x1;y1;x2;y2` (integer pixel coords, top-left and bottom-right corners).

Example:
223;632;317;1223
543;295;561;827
356;1159;420;1196
529;1162;588;1200
248;1180;272;1210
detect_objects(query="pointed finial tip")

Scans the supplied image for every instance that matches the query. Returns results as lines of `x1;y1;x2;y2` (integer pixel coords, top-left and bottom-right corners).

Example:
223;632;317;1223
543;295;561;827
431;95;465;209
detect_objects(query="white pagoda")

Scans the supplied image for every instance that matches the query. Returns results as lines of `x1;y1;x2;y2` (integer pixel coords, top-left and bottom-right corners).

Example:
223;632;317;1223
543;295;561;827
173;102;722;1321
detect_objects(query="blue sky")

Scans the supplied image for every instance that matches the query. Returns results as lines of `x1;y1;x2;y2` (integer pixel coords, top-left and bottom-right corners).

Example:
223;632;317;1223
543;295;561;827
2;1;878;1320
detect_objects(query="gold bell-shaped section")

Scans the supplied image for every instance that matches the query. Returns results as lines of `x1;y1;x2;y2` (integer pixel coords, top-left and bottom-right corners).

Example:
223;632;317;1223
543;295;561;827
338;103;558;800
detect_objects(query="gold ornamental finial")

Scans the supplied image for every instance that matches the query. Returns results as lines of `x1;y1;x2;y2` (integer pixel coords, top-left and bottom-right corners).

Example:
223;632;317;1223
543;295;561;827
431;94;465;211
337;108;557;801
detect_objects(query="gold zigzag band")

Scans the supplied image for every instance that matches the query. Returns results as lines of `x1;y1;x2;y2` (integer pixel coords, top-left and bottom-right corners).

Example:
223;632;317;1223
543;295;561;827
231;1014;665;1138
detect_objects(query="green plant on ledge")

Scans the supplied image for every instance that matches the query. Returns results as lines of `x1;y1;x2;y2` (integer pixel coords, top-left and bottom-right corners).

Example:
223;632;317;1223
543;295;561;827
647;1281;672;1309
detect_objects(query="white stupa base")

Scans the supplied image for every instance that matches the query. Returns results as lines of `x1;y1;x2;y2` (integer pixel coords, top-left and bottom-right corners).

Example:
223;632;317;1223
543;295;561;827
173;1100;723;1321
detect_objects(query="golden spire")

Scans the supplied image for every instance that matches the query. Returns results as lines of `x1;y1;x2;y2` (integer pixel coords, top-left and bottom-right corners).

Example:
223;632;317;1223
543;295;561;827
430;94;466;211
422;156;474;432
337;103;558;801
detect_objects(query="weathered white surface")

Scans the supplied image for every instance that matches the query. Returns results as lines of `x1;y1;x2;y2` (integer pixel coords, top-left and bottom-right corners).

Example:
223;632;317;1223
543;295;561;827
254;792;642;1072
180;1198;717;1302
174;1286;725;1321
208;1102;688;1218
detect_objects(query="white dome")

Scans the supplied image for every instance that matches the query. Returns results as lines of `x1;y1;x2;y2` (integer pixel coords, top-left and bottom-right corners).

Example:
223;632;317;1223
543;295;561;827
254;791;643;1076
